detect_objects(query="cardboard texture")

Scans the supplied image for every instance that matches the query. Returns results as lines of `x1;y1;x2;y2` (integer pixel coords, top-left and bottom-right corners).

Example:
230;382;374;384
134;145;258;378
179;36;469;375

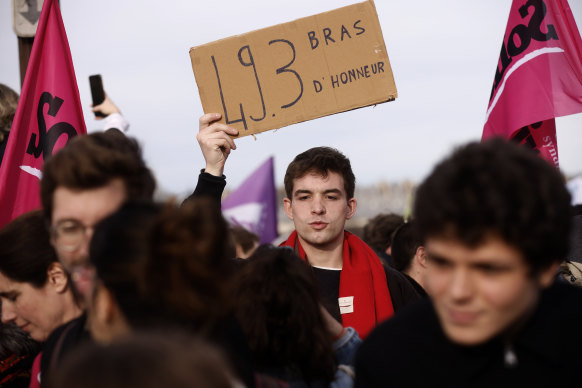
190;0;397;138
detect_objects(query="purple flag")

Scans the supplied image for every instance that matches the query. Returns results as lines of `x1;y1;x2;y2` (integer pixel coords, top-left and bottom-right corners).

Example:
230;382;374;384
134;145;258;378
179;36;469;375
222;156;278;243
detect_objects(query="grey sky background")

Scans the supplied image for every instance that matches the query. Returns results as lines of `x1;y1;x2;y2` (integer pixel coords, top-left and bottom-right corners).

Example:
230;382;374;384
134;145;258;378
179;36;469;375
1;1;581;198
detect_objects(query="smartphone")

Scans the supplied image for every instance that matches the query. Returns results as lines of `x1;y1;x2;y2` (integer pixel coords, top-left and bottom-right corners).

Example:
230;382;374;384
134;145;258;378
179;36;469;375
89;74;106;117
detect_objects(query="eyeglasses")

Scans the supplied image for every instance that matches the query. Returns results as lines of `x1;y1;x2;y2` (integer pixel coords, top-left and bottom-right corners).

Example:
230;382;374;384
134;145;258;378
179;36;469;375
51;219;91;252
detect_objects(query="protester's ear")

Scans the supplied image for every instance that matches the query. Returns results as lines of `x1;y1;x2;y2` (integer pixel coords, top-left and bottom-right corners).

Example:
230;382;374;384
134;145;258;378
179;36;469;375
417;246;428;268
345;198;357;220
46;262;69;293
283;198;293;220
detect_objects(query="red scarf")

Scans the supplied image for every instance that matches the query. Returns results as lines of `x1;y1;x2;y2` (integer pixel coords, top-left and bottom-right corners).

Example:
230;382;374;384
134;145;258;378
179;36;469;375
280;230;394;338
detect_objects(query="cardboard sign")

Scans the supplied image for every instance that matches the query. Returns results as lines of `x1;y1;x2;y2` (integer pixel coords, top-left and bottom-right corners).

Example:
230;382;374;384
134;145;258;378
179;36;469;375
189;0;397;138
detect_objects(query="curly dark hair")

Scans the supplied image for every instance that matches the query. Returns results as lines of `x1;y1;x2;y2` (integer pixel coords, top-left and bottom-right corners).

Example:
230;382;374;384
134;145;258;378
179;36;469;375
414;138;571;273
41;129;155;220
233;245;336;383
284;147;355;199
90;199;234;333
145;198;234;331
89;201;162;330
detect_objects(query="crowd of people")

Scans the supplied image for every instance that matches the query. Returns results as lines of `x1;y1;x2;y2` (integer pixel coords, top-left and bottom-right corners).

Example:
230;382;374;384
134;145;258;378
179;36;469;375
0;84;581;387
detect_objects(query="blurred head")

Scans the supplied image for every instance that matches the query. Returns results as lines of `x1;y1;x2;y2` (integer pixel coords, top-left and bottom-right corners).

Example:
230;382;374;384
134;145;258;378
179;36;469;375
144;198;234;331
414;139;571;345
391;221;421;273
45;331;236;388
362;213;405;254
88;199;234;343
233;245;336;382
41;129;155;292
0;211;81;341
88;201;161;343
0;83;19;145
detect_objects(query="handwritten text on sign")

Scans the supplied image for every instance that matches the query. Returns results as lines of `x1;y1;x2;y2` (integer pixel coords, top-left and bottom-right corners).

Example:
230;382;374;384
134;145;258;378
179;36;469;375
190;1;397;138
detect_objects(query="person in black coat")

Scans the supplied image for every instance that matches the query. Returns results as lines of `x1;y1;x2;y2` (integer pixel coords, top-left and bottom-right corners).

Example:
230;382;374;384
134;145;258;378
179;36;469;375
355;139;581;387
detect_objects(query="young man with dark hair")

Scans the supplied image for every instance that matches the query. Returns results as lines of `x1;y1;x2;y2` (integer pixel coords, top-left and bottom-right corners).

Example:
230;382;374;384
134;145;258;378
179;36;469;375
355;139;582;386
390;221;428;296
280;147;419;338
38;128;156;385
42;129;156;278
194;115;419;339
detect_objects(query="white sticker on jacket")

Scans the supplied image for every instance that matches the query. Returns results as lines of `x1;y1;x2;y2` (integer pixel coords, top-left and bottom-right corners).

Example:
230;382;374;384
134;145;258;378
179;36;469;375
339;296;354;314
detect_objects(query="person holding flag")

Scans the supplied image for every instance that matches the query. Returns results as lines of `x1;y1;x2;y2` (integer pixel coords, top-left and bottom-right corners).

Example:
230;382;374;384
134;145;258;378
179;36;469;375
192;113;420;340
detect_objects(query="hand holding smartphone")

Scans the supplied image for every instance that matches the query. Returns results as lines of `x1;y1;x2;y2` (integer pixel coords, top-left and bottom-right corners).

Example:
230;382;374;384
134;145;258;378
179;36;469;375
89;74;106;118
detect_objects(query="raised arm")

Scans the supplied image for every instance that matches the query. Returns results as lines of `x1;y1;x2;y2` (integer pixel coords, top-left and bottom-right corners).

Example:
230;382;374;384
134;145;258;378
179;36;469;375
185;113;238;203
92;94;129;132
197;113;238;177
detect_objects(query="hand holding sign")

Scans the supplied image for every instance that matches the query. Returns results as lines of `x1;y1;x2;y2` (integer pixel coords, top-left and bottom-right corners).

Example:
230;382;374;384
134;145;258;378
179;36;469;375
197;113;238;177
190;0;397;138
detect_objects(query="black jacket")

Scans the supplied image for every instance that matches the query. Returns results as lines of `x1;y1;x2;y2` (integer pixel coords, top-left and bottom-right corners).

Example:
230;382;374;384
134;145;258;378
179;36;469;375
355;282;582;387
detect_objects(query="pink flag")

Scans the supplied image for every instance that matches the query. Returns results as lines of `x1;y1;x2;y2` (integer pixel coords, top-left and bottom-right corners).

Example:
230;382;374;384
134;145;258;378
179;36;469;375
0;0;86;228
483;0;582;166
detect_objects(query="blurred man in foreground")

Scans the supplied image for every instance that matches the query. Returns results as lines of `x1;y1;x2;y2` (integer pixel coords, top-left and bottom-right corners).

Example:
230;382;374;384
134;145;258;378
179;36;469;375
356;139;581;387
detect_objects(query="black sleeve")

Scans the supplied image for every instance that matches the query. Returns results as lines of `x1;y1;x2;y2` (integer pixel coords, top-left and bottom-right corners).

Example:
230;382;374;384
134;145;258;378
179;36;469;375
183;169;226;204
384;265;422;312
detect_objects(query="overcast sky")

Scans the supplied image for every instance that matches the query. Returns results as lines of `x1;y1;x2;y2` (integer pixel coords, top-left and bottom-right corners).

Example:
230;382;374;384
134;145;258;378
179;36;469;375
1;0;581;197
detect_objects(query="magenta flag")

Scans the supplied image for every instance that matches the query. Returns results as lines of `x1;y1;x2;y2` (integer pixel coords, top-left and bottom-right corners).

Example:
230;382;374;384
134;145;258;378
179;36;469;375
483;0;582;166
222;156;278;244
0;0;86;228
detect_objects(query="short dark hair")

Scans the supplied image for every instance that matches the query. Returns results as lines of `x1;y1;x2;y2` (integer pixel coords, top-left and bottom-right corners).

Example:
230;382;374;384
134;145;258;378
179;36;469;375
41;129;156;220
284;147;355;199
0;210;58;288
363;213;405;252
391;221;421;272
233;245;336;383
414;138;571;272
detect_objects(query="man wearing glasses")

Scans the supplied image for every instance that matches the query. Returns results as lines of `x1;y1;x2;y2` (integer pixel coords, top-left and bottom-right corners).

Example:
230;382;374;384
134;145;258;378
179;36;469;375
41;129;155;297
38;128;155;382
